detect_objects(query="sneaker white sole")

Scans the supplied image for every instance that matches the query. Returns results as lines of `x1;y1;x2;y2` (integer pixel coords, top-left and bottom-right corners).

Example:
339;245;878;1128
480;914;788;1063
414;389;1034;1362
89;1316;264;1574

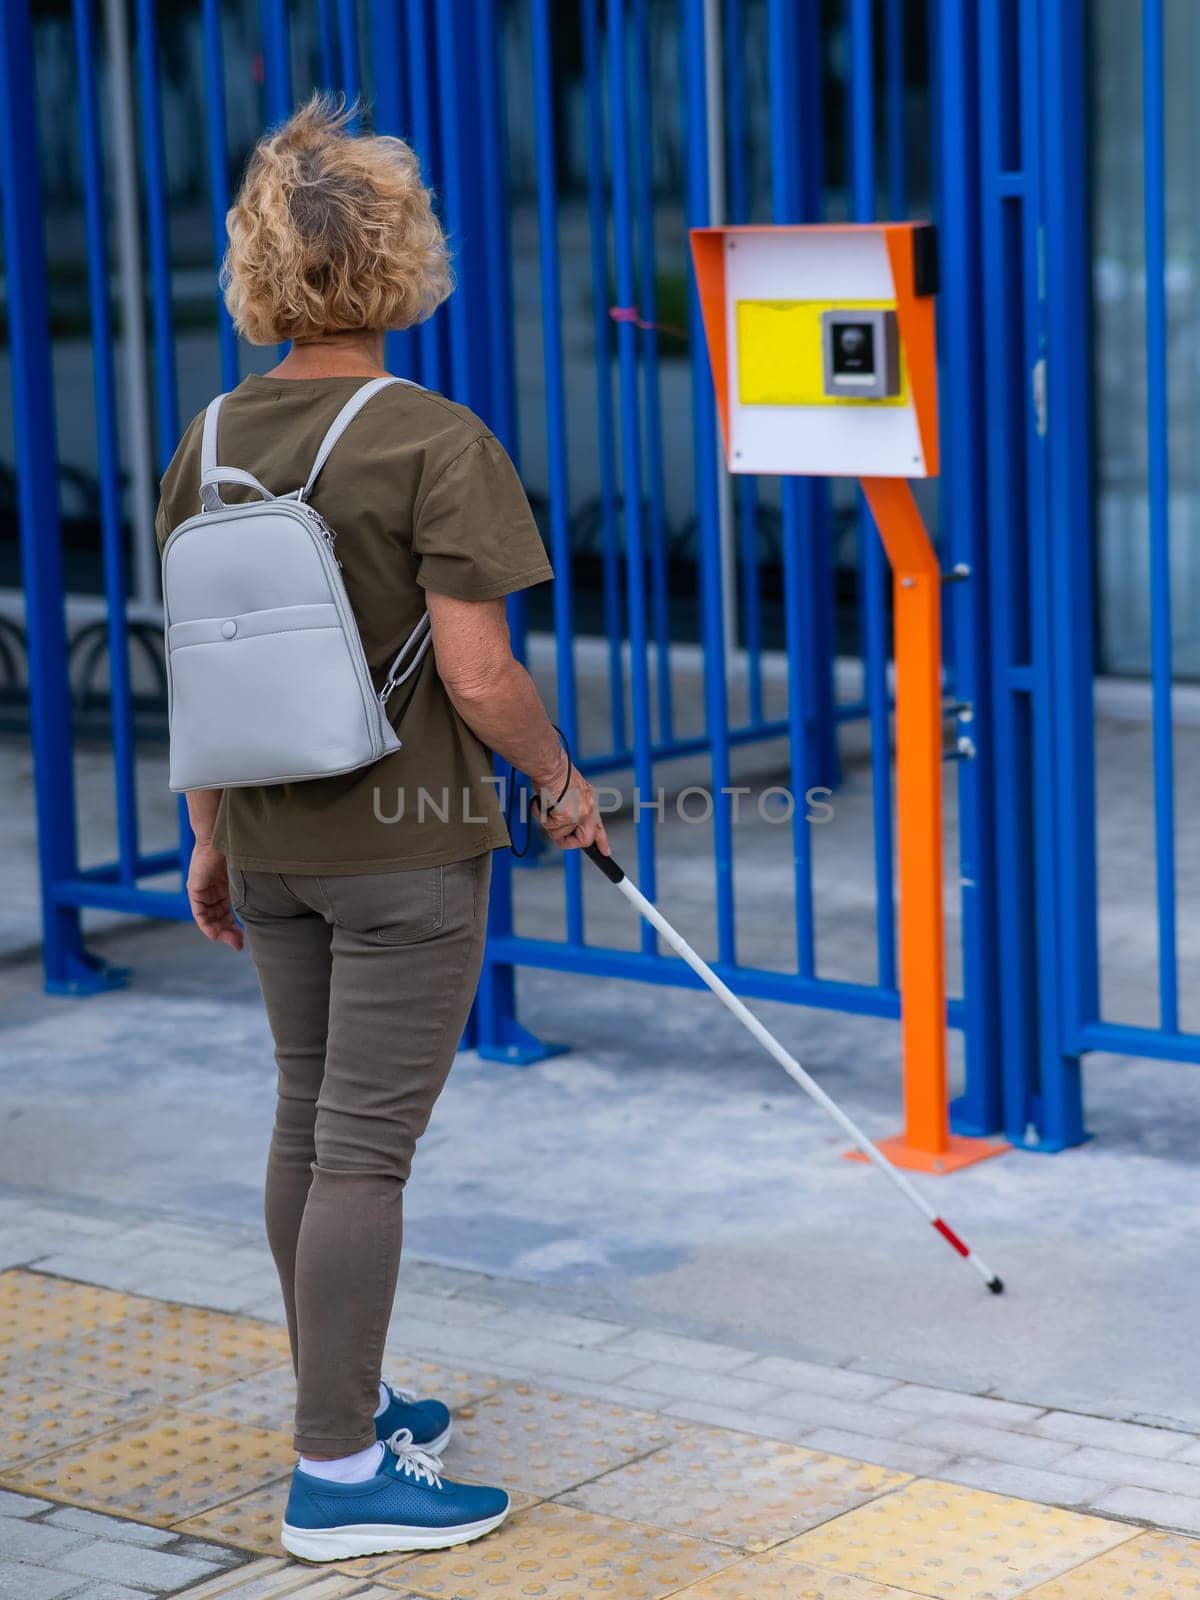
280;1503;508;1563
425;1419;452;1455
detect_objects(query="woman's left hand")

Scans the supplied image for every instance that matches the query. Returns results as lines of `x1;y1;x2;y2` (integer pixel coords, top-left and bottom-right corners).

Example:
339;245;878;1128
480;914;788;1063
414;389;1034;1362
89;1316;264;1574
186;844;245;951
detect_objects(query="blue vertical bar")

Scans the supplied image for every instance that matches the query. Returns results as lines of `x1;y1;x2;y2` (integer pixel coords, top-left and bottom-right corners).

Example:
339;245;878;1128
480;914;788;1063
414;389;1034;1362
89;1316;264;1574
474;0;518;454
1016;0;1085;1147
582;0;627;757
368;0;417;382
725;0;764;728
316;0;339;89
202;0;239;393
935;0;1002;1135
1043;0;1100;1113
136;0;180;466
435;0;472;405
405;0;442;391
885;0;907;218
260;0;292;125
682;0;735;963
977;0;1040;1140
337;0;361;108
75;0;139;885
531;0;582;944
1141;0;1178;1034
631;0;673;745
610;0;657;934
850;0;897;990
0;0;114;992
768;0;817;977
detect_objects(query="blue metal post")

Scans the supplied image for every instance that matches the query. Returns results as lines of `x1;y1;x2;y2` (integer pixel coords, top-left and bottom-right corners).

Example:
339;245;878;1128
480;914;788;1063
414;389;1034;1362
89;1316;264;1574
1140;0;1178;1036
474;0;519;455
1028;0;1093;1145
977;0;1041;1141
472;0;566;1065
885;0;907;219
530;0;582;942
849;0;898;990
74;0;140;890
723;0;765;729
337;0;361;107
582;0;628;757
368;0;418;382
404;0;443;391
631;0;674;746
768;0;821;976
135;0;180;467
201;0;239;392
434;0;474;407
935;0;1003;1136
316;0;340;89
682;0;735;964
0;0;123;993
611;0;659;939
260;0;293;125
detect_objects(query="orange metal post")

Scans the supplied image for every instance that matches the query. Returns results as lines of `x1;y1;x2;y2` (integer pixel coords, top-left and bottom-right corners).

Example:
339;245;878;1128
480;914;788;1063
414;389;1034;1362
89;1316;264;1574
854;478;1008;1174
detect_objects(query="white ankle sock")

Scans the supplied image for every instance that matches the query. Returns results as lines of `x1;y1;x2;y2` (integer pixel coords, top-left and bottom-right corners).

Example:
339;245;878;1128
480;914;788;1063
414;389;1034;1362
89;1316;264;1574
299;1441;384;1484
374;1382;390;1418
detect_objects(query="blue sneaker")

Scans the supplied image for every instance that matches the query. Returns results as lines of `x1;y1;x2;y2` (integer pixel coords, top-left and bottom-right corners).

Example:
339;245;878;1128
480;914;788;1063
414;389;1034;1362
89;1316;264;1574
374;1381;452;1453
281;1429;510;1562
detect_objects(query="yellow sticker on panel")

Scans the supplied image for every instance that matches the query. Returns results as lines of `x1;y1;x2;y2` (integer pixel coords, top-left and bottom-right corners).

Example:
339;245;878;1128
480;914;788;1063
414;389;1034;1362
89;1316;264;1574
736;299;906;407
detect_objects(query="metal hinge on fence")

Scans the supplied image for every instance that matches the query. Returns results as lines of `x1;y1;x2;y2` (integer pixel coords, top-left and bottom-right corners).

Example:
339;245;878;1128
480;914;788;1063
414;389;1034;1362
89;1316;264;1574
943;701;976;761
1032;357;1048;437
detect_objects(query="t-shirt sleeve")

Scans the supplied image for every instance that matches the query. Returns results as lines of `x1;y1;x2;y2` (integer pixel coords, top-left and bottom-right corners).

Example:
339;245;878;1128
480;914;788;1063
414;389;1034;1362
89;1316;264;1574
413;434;553;601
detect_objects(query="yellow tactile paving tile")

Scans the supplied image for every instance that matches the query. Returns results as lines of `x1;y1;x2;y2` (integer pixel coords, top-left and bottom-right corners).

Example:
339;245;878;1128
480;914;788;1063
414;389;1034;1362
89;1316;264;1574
435;1381;687;1498
375;1499;738;1597
174;1473;294;1555
1023;1528;1200;1597
0;1374;145;1470
192;1357;498;1433
4;1292;292;1402
781;1479;1137;1599
0;1408;293;1526
563;1428;908;1551
668;1551;936;1599
0;1269;130;1357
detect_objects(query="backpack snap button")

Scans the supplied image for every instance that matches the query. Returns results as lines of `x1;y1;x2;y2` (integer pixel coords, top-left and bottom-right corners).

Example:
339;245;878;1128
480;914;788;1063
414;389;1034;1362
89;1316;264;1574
221;619;237;638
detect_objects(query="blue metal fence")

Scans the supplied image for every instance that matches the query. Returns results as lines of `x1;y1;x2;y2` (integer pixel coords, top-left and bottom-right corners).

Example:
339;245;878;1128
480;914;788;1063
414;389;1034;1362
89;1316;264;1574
4;0;1196;1148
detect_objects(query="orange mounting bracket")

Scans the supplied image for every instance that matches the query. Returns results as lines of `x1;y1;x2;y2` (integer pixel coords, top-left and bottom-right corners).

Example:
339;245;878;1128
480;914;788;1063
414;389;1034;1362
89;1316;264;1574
849;479;1008;1173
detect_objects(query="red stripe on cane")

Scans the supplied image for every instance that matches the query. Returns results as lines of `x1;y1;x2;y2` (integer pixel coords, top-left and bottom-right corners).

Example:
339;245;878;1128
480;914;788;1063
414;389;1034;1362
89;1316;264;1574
933;1218;971;1258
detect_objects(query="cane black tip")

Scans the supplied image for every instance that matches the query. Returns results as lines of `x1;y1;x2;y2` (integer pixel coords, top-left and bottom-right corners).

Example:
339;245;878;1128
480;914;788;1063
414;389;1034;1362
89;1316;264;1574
987;1276;1004;1295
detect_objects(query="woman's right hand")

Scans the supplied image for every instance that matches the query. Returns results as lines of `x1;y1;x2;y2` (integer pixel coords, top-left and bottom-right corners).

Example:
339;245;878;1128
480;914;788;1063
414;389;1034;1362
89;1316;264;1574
533;762;611;855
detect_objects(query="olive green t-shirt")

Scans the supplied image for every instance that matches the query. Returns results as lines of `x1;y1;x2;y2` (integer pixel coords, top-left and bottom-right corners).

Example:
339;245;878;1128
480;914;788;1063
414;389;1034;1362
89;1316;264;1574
155;374;554;873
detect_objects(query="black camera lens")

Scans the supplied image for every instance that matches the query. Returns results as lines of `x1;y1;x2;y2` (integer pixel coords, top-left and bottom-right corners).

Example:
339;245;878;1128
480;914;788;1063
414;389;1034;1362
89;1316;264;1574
832;321;875;375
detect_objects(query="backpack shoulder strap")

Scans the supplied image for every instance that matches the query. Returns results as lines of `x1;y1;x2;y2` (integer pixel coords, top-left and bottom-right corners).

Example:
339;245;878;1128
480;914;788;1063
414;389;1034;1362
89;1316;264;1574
300;375;418;503
199;394;228;488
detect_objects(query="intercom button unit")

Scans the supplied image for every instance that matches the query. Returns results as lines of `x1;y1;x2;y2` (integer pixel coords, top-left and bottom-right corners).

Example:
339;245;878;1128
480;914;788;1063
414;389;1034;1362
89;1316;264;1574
821;308;900;400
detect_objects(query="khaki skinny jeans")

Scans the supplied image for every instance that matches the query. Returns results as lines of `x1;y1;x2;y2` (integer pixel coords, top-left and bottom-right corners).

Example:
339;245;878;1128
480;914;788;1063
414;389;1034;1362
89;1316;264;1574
230;852;491;1455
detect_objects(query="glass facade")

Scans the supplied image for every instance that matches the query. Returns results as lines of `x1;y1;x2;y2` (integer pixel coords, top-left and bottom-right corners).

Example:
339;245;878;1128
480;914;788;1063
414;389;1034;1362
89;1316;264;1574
1091;0;1200;677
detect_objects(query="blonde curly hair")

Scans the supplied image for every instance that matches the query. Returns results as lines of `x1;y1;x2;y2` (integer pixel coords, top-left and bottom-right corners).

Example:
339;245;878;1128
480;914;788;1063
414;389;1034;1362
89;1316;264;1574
222;94;452;345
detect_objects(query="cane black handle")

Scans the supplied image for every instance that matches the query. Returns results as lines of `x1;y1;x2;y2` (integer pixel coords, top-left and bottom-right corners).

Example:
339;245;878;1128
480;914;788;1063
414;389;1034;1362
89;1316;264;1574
585;844;625;884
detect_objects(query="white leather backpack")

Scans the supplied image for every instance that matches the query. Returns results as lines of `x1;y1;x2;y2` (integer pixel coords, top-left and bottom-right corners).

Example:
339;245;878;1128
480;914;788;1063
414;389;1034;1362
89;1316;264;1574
162;376;430;793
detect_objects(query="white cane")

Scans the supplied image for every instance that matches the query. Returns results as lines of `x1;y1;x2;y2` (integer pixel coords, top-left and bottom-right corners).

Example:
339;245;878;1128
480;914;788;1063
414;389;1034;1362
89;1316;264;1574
585;846;1004;1294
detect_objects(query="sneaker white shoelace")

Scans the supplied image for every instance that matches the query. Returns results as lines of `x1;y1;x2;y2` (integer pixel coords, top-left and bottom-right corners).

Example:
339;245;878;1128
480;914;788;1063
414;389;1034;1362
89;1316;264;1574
386;1426;444;1489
